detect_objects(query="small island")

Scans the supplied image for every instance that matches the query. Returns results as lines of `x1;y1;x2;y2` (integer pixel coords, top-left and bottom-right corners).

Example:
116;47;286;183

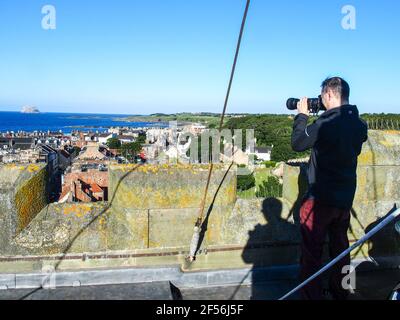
21;106;40;114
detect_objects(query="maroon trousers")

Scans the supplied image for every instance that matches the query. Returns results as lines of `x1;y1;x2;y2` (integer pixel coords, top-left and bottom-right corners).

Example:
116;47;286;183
299;198;351;300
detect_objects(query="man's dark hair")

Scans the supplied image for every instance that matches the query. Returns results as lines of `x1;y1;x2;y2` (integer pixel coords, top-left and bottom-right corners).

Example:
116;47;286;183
321;77;350;103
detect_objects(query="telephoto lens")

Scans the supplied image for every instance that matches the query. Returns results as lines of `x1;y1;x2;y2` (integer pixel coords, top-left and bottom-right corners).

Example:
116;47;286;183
286;98;300;110
286;96;326;113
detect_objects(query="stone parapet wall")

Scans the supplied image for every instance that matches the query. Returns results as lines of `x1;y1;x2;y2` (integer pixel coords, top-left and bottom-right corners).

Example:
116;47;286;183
2;164;237;257
0;131;399;272
109;163;237;210
0;164;47;254
9;203;236;256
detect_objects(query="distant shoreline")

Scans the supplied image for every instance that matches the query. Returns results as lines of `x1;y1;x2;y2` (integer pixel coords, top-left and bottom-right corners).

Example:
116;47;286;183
0;112;169;134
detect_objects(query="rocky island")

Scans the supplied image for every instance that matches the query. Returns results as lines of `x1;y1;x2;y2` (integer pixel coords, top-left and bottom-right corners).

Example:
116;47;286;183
21;106;40;114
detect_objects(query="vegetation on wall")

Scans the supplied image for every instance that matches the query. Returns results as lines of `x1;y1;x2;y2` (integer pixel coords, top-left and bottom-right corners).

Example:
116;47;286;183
263;161;277;168
237;174;256;192
255;176;283;198
237;167;283;199
237;166;256;192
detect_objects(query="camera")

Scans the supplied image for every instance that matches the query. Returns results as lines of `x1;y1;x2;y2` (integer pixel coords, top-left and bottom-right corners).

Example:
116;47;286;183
286;95;326;114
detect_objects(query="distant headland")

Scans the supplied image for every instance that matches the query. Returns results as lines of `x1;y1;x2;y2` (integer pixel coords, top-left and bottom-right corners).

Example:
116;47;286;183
21;106;40;114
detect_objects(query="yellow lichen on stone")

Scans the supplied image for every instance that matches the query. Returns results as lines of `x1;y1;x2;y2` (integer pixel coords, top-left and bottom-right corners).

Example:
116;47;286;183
382;130;399;135
379;140;395;148
14;168;47;233
63;204;92;218
357;150;375;166
27;164;40;173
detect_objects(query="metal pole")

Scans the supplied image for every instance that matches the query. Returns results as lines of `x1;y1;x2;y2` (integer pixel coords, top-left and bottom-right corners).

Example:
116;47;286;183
279;207;400;300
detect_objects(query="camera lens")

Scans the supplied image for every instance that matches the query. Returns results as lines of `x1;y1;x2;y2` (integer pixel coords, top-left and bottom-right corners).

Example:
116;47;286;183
286;96;326;113
286;98;299;110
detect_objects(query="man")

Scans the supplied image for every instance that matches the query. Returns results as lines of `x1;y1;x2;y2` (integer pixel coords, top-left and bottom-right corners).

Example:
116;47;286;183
291;77;368;300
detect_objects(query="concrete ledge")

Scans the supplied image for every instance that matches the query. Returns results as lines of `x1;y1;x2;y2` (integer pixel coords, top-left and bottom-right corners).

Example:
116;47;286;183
0;265;289;290
0;256;398;290
0;282;175;300
0;274;15;290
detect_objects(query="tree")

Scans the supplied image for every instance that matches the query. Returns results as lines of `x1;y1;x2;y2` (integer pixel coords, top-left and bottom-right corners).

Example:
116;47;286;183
107;137;121;149
121;142;143;160
137;133;147;144
73;146;81;155
270;142;300;162
224;114;311;162
263;161;277;168
237;166;256;191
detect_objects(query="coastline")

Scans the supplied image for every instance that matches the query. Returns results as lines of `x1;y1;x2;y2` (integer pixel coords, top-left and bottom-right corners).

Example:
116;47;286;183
0;112;169;133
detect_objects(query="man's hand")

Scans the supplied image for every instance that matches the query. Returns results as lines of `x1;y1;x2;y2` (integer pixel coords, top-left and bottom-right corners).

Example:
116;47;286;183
297;97;310;116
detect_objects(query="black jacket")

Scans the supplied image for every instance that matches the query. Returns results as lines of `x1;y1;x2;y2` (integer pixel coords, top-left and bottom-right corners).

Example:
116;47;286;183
291;105;368;209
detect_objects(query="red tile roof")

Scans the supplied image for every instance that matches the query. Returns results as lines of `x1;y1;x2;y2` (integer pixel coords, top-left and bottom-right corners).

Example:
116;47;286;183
90;183;103;193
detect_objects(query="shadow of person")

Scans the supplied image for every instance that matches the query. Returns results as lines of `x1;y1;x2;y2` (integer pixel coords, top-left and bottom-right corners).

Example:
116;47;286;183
286;162;309;226
241;197;300;300
350;205;400;300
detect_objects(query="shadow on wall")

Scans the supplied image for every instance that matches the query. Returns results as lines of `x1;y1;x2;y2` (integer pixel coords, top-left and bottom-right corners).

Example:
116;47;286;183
351;206;400;300
235;164;308;300
350;134;400;299
236;157;399;300
241;197;300;300
193;162;234;258
287;163;308;225
238;199;400;300
233;128;400;300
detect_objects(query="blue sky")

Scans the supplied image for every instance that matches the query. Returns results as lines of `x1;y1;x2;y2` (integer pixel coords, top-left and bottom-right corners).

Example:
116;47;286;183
0;0;399;114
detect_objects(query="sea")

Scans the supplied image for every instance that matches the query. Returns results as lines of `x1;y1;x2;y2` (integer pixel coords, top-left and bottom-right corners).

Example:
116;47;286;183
0;112;166;134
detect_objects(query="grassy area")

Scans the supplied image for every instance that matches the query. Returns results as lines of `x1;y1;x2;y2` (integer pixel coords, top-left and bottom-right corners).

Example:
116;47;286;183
237;167;281;199
115;113;229;128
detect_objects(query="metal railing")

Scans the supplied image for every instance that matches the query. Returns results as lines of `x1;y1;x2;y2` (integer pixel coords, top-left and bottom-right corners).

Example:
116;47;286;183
279;207;400;300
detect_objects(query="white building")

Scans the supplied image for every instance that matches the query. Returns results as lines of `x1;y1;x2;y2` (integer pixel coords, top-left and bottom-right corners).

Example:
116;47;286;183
117;135;135;144
98;133;115;145
254;146;273;161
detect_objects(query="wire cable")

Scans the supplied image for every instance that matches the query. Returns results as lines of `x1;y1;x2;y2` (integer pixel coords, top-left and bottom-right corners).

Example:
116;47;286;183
187;0;251;262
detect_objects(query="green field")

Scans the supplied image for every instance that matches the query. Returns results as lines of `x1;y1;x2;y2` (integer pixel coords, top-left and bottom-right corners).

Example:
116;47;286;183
115;112;248;128
237;167;282;199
